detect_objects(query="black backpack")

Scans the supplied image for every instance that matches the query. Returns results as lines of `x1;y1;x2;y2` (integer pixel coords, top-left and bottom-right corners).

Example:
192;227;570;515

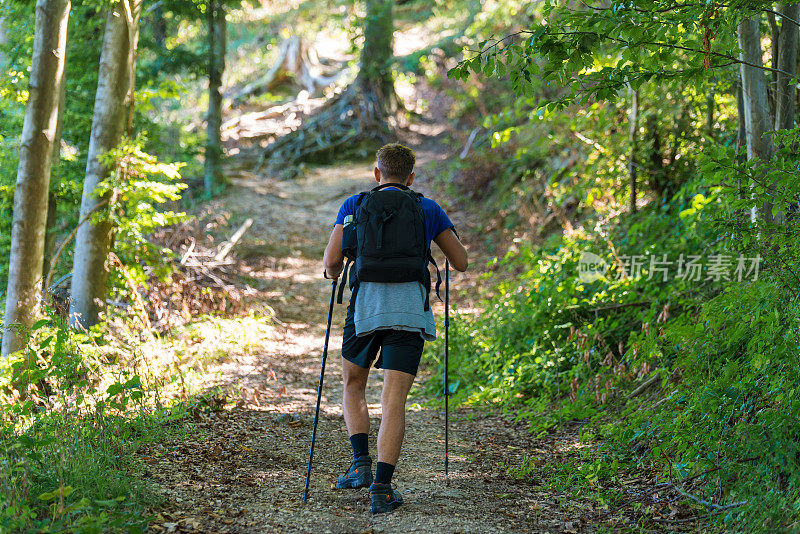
338;183;441;310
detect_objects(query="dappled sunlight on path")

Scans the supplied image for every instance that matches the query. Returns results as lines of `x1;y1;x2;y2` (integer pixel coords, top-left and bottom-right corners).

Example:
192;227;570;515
137;131;651;533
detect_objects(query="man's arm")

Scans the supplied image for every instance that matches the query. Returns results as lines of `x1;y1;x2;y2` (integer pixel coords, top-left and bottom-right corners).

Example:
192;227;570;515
323;224;344;278
434;228;468;272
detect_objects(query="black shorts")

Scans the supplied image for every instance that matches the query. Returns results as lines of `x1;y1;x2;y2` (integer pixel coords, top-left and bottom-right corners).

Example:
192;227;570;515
341;298;424;376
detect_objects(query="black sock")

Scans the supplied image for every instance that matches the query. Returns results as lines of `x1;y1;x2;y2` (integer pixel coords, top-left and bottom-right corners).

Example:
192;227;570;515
375;461;395;484
349;433;369;461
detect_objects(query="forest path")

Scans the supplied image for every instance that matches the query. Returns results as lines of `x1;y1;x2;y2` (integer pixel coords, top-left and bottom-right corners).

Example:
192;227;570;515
139;137;617;533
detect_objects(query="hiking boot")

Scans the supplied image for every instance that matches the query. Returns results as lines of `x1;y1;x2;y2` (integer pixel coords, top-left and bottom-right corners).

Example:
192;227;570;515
336;457;373;489
370;482;403;514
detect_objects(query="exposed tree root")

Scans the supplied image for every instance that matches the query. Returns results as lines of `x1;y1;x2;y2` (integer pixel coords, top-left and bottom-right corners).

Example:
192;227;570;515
257;81;396;176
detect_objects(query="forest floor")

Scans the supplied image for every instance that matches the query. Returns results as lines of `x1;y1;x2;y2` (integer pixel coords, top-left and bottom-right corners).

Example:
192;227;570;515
135;96;684;533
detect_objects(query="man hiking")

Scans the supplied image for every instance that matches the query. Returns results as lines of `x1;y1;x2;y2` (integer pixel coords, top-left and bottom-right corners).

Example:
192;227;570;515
322;143;468;514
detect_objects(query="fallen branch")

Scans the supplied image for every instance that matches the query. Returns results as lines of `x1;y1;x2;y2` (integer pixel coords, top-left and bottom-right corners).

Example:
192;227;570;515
604;458;760;519
460;127;480;159
627;373;661;400
258;80;396;175
180;237;196;265
183;258;236;268
652;501;748;524
215;218;253;261
220;95;328;142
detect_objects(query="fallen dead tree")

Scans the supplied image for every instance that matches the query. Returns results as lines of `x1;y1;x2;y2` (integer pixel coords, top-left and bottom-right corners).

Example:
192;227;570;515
230;36;346;105
220;91;327;144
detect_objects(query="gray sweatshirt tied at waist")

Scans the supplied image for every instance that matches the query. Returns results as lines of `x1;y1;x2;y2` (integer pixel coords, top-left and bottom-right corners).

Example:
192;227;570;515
353;281;437;341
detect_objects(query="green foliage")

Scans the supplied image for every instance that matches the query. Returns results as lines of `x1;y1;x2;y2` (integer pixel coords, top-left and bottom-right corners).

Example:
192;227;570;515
602;279;800;529
96;136;187;294
448;1;748;107
425;88;799;528
425;191;715;402
702;129;800;294
0;317;190;533
426;185;800;528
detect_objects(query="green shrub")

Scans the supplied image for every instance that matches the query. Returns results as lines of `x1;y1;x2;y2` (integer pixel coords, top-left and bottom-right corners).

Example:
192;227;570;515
0;317;189;533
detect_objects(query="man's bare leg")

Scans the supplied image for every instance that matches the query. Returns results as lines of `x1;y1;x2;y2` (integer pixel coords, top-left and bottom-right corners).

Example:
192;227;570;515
338;358;374;489
377;369;415;466
342;358;370;435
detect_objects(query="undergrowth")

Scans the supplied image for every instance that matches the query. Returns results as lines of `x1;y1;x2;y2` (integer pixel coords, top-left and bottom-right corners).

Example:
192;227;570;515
423;158;800;530
0;307;274;532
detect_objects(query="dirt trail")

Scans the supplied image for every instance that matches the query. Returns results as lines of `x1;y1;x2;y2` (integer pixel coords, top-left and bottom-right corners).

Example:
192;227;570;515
139;136;621;533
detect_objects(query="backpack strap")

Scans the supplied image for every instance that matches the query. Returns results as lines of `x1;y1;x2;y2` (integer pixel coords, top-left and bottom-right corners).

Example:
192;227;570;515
427;250;443;311
336;258;352;304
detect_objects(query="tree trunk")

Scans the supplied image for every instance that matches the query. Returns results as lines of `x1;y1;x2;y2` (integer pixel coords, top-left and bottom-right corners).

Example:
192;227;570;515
774;3;799;131
645;113;667;198
767;9;779;118
259;0;397;171
152;2;166;49
736;78;747;197
2;0;70;357
69;0;141;329
629;87;639;214
42;46;68;285
204;0;225;196
738;16;777;224
41;191;58;286
357;0;394;107
0;12;7;71
706;92;714;137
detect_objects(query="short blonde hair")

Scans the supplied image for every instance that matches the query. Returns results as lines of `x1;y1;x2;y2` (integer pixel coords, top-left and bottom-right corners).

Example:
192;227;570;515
376;143;415;181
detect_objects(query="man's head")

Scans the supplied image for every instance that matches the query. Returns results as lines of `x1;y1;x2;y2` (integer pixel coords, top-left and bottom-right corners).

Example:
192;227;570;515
375;143;416;186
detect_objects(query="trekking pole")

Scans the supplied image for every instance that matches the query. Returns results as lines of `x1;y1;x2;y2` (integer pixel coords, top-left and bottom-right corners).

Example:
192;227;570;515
444;259;450;477
303;277;338;504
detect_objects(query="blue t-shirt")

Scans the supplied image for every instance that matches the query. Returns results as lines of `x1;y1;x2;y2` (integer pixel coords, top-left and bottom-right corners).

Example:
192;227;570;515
335;191;454;247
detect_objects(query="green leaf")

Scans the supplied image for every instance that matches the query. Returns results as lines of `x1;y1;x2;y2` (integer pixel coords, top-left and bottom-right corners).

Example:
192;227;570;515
31;319;50;331
38;491;56;502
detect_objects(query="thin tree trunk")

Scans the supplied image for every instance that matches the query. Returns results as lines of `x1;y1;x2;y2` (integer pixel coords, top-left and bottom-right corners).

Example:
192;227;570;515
738;15;777;223
628;87;639;214
736;78;747;195
2;0;70;357
774;3;799;131
0;12;7;71
152;2;166;49
204;0;225;195
767;9;779;118
645;113;666;198
706;92;714;137
69;0;141;329
357;0;395;108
